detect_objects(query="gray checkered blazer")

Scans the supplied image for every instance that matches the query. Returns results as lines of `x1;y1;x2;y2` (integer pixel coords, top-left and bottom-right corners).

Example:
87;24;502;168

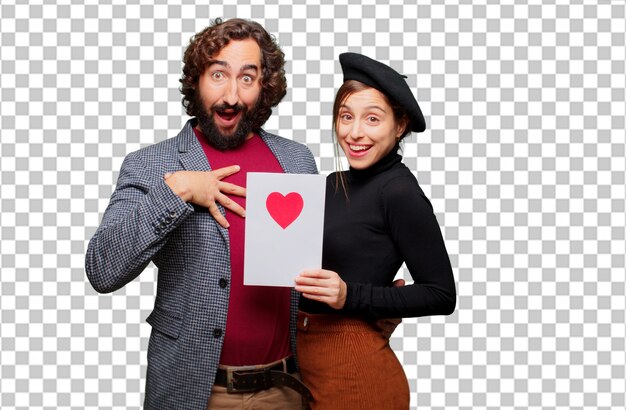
85;119;318;410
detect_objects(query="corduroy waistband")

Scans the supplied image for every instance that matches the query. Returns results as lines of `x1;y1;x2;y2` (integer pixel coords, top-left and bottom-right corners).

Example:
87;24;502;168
297;310;375;333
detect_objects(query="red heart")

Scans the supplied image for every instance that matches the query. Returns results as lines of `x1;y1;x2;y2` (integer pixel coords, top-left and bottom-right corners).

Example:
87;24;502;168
266;192;304;229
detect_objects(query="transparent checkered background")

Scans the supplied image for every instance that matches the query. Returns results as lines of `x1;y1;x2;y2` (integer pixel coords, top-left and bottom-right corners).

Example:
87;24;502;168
1;1;625;409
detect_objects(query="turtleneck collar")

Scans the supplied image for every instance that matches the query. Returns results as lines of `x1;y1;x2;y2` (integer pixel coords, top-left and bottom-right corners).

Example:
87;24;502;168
348;145;402;181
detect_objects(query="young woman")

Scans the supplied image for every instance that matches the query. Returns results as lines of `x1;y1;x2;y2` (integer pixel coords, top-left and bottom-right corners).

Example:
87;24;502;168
295;53;457;409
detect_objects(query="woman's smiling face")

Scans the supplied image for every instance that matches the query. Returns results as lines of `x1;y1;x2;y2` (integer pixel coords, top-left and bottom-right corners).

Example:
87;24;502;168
335;87;406;170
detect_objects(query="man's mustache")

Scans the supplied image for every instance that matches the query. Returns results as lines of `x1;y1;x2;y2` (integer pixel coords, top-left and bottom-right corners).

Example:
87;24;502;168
213;103;245;114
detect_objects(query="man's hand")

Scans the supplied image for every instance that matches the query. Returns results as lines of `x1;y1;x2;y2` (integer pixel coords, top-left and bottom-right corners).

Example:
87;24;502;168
375;278;405;340
164;165;245;228
295;269;347;310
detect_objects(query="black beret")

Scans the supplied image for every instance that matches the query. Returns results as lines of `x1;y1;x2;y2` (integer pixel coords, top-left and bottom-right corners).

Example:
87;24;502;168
339;52;426;133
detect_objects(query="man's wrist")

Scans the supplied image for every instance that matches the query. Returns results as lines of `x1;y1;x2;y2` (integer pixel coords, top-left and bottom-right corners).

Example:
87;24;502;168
165;174;191;203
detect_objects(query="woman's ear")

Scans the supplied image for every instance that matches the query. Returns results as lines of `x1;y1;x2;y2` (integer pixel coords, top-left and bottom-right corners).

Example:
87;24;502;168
395;118;409;141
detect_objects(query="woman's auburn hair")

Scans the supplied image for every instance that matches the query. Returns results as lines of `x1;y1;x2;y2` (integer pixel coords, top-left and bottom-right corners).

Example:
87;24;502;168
179;18;287;130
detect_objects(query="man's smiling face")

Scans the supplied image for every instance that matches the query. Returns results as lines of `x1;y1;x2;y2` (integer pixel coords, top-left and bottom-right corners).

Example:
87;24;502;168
195;38;263;150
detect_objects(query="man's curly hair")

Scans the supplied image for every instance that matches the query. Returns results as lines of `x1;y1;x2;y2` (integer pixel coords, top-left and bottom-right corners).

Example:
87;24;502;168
180;18;287;130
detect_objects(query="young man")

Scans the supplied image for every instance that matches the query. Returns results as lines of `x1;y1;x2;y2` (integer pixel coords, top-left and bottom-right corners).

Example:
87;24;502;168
85;18;316;410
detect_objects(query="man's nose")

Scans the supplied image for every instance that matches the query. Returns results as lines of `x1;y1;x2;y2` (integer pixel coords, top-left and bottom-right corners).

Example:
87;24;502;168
222;78;240;106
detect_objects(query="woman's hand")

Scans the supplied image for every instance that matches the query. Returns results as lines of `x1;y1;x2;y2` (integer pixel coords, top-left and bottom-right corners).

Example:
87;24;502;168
295;269;347;310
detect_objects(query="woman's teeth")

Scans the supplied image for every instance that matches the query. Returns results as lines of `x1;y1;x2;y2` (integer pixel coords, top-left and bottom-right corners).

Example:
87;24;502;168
350;145;369;151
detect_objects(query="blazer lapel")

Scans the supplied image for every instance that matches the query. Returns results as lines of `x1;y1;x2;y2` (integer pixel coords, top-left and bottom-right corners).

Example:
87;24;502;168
258;129;294;173
178;119;212;172
176;119;230;244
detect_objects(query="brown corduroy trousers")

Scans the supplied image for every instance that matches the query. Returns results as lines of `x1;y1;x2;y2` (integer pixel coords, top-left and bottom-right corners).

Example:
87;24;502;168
297;311;410;410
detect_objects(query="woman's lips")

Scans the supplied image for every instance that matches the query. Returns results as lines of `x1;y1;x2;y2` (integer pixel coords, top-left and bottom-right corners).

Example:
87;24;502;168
347;144;372;157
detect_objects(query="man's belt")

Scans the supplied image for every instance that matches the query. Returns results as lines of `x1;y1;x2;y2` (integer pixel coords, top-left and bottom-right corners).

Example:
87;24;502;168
214;356;313;402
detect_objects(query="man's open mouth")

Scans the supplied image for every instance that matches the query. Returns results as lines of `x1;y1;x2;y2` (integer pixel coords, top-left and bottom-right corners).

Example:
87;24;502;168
217;110;239;121
214;105;244;127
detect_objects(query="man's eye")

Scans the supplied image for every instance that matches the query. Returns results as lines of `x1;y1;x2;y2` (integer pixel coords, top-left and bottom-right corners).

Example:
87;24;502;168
212;72;224;80
242;75;253;83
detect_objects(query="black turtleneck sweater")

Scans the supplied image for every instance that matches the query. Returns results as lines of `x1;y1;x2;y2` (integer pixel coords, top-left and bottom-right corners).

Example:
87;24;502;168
299;149;456;319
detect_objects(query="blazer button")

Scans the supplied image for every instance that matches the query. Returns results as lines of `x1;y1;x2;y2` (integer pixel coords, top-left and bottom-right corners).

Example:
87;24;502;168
213;328;223;338
219;278;228;289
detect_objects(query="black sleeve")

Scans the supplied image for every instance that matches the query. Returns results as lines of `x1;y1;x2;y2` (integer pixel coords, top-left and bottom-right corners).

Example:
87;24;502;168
342;175;456;318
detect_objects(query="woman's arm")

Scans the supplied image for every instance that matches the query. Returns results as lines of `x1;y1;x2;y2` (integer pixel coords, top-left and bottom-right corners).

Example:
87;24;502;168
296;175;456;319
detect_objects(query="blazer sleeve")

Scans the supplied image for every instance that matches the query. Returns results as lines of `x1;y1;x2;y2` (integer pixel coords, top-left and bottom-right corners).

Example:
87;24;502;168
85;151;193;293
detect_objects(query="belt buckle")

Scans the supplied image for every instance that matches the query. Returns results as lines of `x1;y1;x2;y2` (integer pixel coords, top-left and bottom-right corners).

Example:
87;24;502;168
226;364;271;393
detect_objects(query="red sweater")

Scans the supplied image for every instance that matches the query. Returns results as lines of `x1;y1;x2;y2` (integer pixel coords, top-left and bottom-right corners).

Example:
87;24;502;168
195;129;291;366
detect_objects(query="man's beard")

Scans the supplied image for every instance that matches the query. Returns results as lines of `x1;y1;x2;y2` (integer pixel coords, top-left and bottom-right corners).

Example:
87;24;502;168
194;94;259;151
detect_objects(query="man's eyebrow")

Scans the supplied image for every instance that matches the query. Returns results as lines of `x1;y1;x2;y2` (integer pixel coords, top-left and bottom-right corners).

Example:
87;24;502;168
207;61;259;74
208;60;229;69
240;64;259;73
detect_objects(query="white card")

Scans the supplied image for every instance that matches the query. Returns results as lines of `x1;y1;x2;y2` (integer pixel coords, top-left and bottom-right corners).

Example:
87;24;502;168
244;172;326;287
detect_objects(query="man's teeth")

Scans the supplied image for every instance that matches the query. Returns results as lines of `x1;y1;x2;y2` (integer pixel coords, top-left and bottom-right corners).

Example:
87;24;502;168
350;145;369;151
